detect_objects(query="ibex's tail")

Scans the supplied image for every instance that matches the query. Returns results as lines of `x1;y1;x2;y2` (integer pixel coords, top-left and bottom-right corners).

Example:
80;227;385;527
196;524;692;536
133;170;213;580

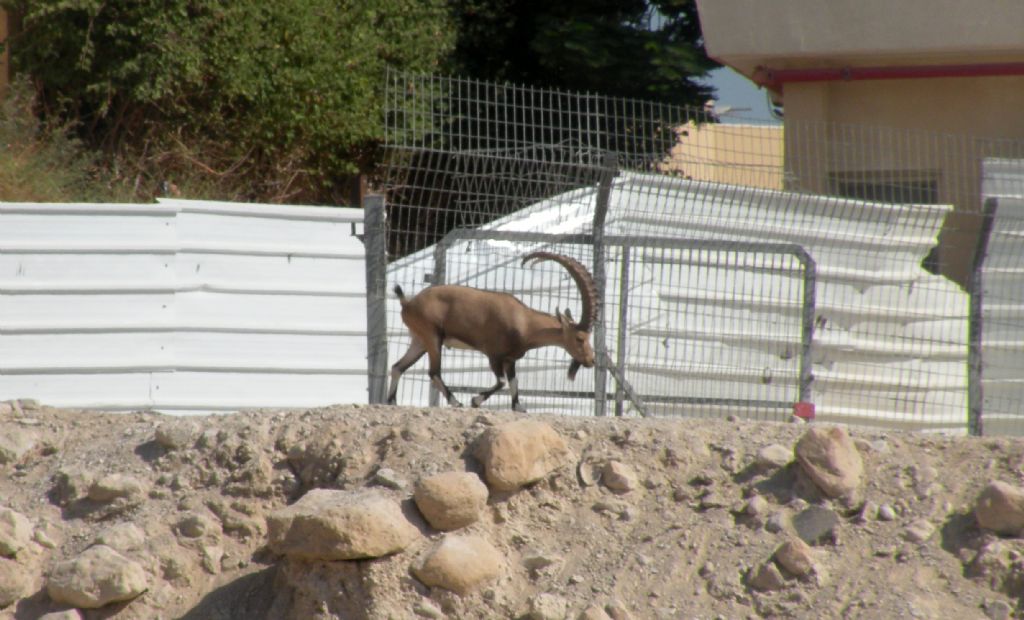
393;285;408;304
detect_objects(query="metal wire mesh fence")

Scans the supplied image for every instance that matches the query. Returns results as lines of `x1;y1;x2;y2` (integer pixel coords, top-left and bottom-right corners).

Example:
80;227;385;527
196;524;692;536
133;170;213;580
371;70;1024;434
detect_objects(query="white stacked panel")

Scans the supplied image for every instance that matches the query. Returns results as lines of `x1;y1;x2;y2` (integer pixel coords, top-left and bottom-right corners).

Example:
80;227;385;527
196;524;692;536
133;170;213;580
0;200;367;414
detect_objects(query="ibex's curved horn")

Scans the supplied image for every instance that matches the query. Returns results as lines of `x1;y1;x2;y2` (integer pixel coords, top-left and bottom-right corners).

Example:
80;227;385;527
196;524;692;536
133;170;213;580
521;251;598;331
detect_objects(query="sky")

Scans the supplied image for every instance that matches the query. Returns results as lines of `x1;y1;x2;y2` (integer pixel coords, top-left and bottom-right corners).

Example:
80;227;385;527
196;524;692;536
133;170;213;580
702;67;782;124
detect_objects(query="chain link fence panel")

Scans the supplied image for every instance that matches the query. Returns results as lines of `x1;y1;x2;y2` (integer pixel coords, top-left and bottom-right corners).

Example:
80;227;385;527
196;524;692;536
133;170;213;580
374;70;1024;434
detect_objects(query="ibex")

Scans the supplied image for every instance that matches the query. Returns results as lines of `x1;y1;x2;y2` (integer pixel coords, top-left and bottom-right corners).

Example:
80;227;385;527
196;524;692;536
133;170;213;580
386;251;598;412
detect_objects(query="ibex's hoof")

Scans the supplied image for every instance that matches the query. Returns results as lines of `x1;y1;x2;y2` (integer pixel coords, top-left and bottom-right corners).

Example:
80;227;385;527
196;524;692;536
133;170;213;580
470;397;484;408
512;404;527;413
450;400;464;408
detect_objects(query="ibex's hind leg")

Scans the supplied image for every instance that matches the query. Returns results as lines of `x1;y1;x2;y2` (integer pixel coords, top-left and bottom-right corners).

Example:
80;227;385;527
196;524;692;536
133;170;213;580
387;338;427;405
425;336;463;407
507;362;527;413
471;358;507;408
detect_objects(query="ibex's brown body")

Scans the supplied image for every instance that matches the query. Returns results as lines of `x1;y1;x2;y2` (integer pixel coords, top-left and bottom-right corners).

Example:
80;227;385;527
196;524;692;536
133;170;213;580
387;252;597;412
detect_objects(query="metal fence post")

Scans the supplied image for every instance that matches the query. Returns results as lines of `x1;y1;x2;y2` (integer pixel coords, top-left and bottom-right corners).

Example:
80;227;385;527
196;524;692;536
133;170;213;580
968;198;999;436
796;249;817;405
614;246;632;416
427;239;452;407
592;152;618;416
363;194;389;404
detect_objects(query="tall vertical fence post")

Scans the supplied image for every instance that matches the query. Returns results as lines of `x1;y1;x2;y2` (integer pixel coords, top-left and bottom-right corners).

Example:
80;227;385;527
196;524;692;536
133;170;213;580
968;198;999;436
363;194;389;404
614;245;632;416
592;152;618;417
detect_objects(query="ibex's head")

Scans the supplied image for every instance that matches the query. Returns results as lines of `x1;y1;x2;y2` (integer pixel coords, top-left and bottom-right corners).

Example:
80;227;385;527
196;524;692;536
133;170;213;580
522;251;598;380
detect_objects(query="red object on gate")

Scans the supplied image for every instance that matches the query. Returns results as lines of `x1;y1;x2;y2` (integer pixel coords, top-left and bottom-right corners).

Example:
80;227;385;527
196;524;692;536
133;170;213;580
793;402;816;420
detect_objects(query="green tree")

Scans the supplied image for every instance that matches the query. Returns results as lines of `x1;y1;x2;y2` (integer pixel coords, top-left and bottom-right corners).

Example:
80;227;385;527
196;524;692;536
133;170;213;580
3;0;455;202
448;0;719;107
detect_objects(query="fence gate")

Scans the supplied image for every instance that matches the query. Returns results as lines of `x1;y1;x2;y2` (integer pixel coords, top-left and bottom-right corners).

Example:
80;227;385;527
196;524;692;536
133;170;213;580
372;218;816;420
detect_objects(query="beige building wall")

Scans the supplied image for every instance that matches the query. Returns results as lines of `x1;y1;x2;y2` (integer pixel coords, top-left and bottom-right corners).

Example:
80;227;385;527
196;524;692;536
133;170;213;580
661;122;784;190
782;76;1024;285
695;0;1024;287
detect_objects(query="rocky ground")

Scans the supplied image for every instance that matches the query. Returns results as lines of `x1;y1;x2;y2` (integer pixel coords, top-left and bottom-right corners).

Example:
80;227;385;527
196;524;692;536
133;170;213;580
2;399;1024;619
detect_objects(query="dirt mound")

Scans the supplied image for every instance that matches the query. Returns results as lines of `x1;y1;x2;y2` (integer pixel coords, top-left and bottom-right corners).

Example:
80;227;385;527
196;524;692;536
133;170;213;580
1;399;1022;619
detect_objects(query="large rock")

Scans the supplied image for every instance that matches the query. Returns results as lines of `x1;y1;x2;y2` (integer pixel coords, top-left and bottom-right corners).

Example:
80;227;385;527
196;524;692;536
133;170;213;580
0;506;33;557
412;534;503;595
473;420;571;491
975;481;1024;535
414;472;489;531
794;427;863;499
47;545;148;609
267;489;419;560
0;557;29;608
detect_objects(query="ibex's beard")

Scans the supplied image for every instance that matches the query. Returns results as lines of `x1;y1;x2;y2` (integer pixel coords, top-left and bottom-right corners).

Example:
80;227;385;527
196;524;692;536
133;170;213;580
567;360;581;381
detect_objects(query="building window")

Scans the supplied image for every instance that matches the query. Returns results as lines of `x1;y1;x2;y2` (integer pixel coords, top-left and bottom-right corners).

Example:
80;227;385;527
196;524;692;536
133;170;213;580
829;171;939;205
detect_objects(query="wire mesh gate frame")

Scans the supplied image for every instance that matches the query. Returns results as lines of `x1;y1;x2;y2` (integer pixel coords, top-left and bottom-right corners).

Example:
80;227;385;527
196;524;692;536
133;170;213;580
368;218;818;418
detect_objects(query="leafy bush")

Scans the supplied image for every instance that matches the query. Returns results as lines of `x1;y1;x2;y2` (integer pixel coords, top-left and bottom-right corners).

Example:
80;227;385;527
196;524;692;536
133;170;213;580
0;76;123;202
3;0;454;202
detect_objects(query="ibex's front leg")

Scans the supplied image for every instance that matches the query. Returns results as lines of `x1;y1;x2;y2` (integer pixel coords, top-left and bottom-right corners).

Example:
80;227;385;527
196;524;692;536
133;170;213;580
507;361;526;413
472;358;507;408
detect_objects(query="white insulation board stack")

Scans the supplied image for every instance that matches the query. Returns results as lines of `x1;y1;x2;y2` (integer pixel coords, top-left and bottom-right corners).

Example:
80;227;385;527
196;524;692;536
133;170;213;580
0;199;367;414
980;159;1024;435
389;172;969;432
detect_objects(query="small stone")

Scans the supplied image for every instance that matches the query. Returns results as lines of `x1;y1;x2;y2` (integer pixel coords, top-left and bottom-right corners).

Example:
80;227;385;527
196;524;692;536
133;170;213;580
33;527;59;549
201;546;224;574
857;500;878;523
766;511;789;534
755;444;792;470
579;605;613;620
95;522;146;552
522;550;562;572
372;467;408;491
985;600;1013;620
528;592;569;620
177;512;221;539
413;600;445;618
605;599;632;620
792;505;839;545
749;561;787;592
0;557;29;608
0;427;37;465
746;495;770;517
878;504;897;521
904;519;935;543
0;507;33;557
155;423;197;450
774;537;816;576
602;461;639;493
38;611;83;620
87;474;147;503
